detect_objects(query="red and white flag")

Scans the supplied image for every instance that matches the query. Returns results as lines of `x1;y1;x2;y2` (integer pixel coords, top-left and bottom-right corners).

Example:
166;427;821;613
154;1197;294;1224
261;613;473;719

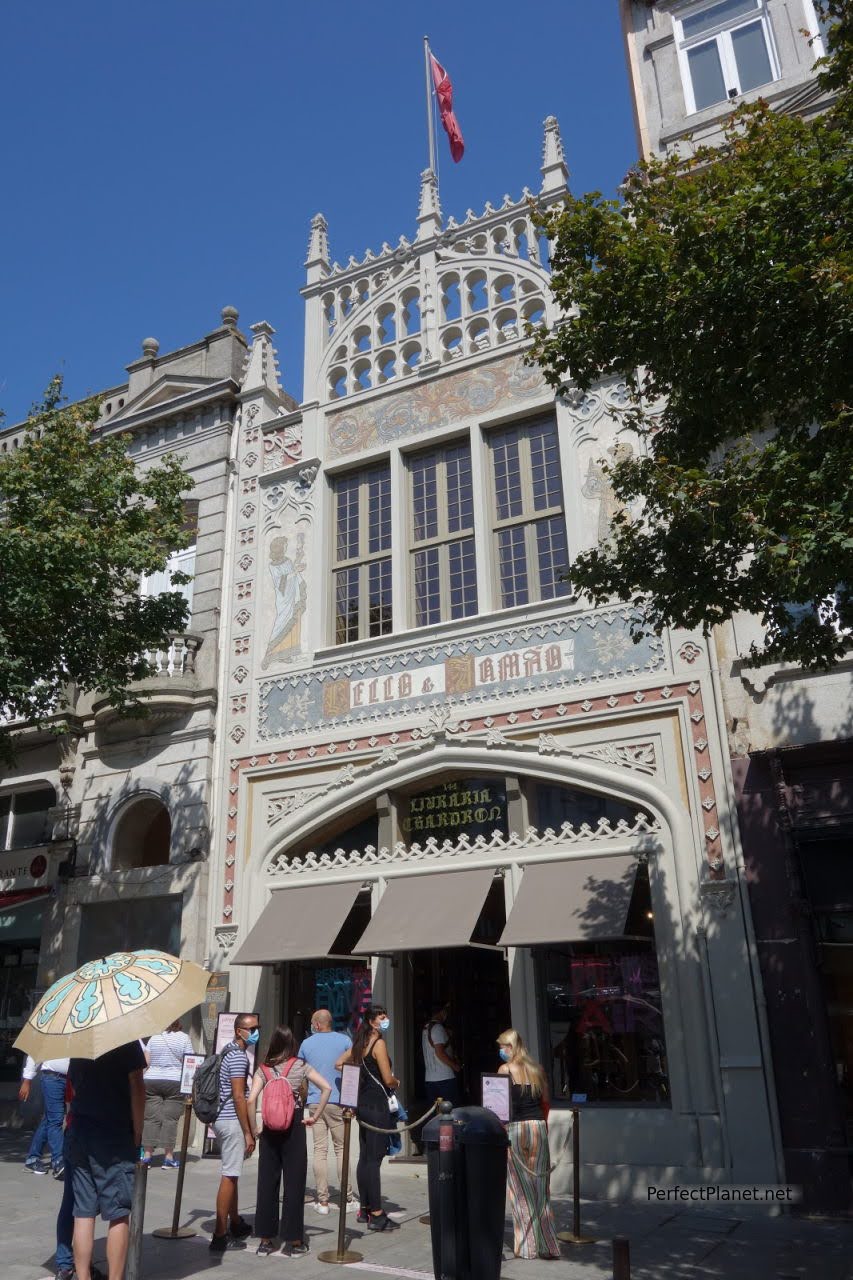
429;51;465;163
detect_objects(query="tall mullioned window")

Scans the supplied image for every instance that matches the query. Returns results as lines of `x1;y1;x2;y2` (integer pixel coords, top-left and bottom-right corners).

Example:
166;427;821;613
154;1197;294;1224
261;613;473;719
333;465;393;644
409;441;478;626
488;417;570;608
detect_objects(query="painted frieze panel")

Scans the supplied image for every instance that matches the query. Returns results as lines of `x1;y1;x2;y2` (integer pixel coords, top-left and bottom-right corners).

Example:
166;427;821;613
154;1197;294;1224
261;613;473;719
326;351;548;459
257;607;666;740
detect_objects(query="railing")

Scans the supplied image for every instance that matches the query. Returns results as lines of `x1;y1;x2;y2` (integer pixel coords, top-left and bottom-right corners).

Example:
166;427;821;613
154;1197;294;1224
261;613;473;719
142;633;202;678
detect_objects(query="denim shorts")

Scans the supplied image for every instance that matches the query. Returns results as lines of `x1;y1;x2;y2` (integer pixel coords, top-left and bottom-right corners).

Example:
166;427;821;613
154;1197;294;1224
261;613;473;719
64;1127;136;1222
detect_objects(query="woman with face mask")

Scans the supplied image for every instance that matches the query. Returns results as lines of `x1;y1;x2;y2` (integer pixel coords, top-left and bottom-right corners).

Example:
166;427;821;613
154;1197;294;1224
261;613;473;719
496;1028;560;1260
336;1004;399;1232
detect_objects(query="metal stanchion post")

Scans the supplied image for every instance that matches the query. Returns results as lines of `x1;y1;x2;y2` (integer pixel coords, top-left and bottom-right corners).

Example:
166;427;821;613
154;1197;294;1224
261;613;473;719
437;1100;456;1280
126;1160;148;1280
318;1108;363;1264
153;1099;197;1240
557;1108;597;1246
613;1235;631;1279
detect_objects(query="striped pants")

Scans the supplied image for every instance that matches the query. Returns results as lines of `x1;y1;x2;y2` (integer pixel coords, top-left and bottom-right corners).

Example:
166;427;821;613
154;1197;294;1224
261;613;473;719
506;1119;561;1259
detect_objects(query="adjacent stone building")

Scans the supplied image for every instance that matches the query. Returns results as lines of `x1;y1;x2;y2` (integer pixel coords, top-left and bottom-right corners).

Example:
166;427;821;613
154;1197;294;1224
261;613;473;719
0;309;294;1108
619;0;852;1208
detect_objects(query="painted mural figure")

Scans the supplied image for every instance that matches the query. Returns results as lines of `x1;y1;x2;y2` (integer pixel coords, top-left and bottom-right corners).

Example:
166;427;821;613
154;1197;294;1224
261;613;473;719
581;441;634;546
264;533;307;667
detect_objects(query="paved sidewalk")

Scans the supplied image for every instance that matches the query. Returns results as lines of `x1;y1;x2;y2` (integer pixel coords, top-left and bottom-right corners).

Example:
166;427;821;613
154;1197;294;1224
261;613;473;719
1;1130;850;1280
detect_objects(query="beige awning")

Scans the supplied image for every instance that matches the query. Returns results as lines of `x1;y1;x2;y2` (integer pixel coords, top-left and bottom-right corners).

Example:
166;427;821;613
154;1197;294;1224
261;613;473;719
499;855;638;948
353;866;496;954
231;881;364;966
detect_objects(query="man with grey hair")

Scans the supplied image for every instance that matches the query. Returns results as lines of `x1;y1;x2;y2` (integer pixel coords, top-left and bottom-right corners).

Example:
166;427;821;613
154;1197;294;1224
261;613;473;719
299;1009;355;1213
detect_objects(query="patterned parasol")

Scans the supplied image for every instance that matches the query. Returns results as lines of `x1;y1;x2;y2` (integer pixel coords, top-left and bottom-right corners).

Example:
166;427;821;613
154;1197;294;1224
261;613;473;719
14;949;210;1060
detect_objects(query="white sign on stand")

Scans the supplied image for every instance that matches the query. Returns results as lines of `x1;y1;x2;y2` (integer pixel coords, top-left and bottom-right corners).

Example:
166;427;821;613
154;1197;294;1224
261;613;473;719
481;1074;511;1124
180;1052;206;1096
340;1063;361;1110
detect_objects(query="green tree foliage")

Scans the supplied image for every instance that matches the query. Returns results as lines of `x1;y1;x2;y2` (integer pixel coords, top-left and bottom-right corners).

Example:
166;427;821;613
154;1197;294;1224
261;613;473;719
531;1;852;669
0;378;193;758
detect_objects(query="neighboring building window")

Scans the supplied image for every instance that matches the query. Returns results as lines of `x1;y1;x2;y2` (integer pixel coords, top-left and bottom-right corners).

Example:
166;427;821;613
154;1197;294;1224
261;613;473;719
112;797;172;870
0;787;55;850
409;441;478;626
803;0;834;59
675;0;779;113
141;546;196;615
140;501;198;618
488;417;570;608
333;465;393;644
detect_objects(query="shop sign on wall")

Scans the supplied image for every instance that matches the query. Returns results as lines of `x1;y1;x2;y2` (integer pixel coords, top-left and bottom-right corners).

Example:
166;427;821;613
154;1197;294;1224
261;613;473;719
0;851;53;893
402;778;507;843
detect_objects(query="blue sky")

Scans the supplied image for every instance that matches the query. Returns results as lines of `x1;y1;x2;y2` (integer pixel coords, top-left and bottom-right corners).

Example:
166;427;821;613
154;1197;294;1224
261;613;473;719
0;2;637;424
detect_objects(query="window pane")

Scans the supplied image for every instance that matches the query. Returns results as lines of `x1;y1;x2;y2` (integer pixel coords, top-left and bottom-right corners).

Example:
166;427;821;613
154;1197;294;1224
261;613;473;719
0;796;10;849
528;420;564;512
335;475;360;563
731;19;773;90
497;525;529;607
536;516;570;600
681;0;757;39
445;444;473;534
536;876;670;1105
687;39;728;108
367;558;392;636
367;468;392;554
9;787;55;849
491;429;524;520
334;567;360;644
413;547;441;627
448;537;478;619
411;453;439;543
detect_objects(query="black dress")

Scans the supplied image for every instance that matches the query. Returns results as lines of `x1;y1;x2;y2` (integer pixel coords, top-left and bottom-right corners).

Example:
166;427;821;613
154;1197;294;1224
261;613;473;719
355;1044;392;1212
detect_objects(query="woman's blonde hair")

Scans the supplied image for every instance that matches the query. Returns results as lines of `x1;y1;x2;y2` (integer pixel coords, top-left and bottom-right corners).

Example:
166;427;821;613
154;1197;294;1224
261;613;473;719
497;1028;546;1097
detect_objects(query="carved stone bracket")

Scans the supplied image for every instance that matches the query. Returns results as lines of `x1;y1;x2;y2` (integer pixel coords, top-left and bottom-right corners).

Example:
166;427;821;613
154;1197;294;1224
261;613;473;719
699;879;738;917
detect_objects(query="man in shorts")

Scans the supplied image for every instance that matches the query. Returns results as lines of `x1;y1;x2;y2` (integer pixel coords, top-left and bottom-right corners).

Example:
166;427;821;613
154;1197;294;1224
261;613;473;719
210;1011;258;1252
65;1039;146;1280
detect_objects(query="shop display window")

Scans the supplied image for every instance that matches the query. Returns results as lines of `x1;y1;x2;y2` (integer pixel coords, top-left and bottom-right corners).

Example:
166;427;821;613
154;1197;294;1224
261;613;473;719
0;946;39;1081
77;894;183;964
536;864;670;1106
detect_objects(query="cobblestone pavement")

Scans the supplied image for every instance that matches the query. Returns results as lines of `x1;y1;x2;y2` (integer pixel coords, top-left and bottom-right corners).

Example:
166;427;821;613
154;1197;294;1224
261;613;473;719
2;1131;851;1280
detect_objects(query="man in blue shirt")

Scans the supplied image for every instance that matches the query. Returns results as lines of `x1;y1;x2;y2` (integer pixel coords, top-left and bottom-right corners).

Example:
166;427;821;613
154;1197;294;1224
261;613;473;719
298;1010;354;1213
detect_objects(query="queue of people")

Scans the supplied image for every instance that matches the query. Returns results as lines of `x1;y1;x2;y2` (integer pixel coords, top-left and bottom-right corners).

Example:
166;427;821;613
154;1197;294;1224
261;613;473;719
22;1003;561;1271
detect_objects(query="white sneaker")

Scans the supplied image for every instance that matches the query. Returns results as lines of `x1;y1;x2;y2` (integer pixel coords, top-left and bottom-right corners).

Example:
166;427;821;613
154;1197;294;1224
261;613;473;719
313;1202;330;1215
344;1201;357;1213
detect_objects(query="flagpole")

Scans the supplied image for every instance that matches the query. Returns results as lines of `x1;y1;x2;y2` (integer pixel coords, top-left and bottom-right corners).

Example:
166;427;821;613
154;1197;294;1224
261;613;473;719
423;35;437;174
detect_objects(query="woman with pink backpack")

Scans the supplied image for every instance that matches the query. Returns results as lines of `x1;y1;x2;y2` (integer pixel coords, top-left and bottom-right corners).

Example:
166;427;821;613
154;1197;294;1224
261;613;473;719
247;1025;332;1257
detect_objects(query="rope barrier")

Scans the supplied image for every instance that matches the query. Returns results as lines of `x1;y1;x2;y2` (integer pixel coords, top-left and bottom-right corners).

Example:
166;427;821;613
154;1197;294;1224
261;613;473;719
355;1099;440;1135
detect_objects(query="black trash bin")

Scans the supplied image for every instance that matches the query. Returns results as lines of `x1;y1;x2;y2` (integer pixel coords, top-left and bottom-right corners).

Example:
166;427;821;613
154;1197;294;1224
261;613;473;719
423;1104;509;1280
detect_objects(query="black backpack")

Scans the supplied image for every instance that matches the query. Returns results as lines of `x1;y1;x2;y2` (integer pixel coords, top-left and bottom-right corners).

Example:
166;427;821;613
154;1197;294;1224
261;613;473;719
192;1048;228;1125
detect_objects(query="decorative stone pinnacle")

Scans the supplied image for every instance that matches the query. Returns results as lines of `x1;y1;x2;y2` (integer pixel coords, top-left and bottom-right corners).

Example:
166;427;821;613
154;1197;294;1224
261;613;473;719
416;167;442;241
141;336;159;358
221;305;239;328
241;320;281;395
541;114;569;194
306;212;330;270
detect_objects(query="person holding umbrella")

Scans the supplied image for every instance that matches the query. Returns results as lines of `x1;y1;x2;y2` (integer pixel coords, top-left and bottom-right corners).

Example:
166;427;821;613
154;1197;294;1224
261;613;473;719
15;949;210;1280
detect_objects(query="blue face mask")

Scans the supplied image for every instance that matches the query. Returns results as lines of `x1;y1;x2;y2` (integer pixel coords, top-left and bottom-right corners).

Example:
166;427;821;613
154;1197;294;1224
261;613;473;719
246;1029;260;1046
378;1017;390;1032
499;1047;511;1062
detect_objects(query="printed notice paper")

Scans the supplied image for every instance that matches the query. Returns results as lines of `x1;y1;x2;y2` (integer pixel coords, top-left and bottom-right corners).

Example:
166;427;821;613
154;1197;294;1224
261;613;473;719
481;1073;511;1123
